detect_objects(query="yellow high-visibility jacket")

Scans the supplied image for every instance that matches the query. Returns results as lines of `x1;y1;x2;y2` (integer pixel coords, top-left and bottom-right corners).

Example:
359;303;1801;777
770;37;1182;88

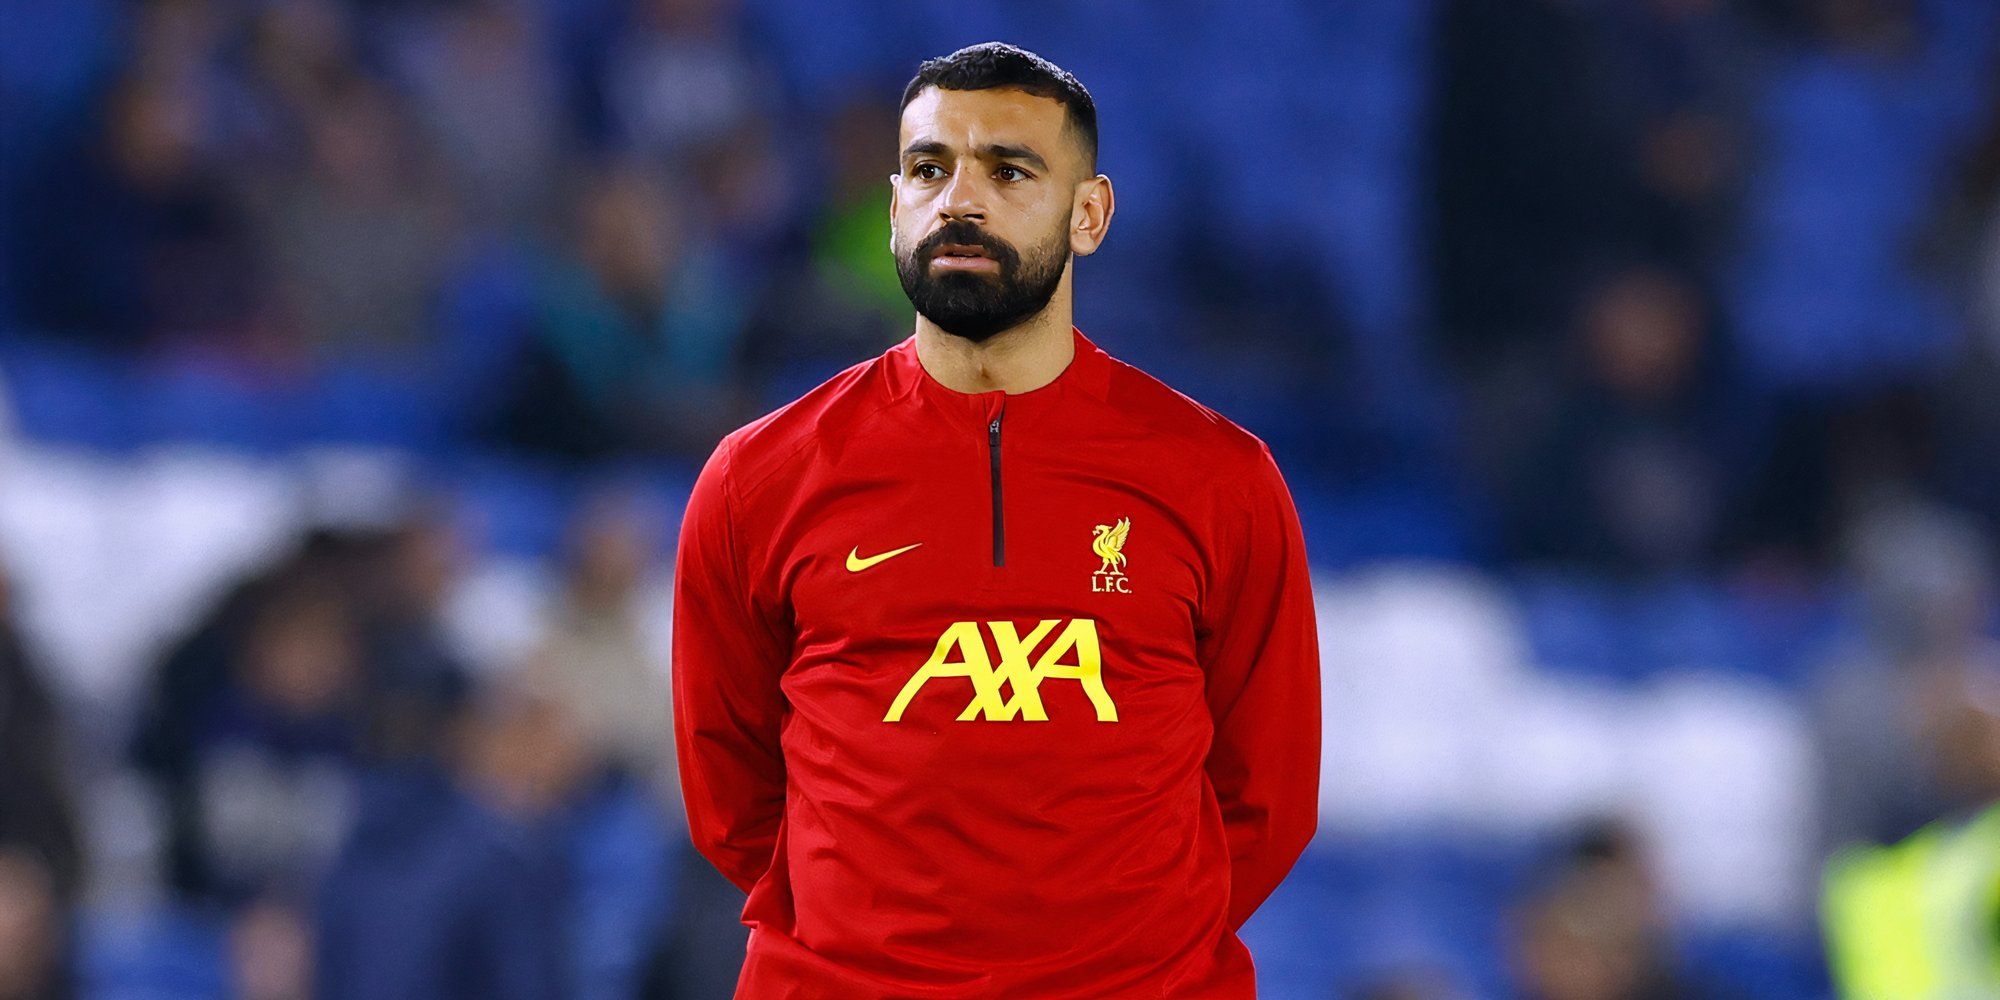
1822;803;2000;999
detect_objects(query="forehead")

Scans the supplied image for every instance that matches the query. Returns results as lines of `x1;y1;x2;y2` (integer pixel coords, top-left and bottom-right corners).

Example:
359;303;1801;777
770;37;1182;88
898;86;1072;158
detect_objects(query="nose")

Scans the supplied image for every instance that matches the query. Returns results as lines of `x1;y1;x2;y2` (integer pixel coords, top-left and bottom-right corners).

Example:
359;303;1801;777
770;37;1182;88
938;165;986;224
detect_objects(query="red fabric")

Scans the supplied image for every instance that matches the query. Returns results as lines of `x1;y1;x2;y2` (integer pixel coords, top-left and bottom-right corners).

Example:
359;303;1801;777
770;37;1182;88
672;325;1321;998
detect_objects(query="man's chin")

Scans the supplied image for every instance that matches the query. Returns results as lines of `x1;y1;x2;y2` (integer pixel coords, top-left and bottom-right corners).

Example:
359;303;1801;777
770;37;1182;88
914;305;1019;342
912;288;1010;325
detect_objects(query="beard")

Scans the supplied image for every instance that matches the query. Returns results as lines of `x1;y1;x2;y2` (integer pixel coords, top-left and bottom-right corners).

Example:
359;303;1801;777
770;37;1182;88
895;217;1070;343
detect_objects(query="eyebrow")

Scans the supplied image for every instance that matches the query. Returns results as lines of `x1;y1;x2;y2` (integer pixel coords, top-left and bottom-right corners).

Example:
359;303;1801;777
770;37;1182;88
901;139;1049;173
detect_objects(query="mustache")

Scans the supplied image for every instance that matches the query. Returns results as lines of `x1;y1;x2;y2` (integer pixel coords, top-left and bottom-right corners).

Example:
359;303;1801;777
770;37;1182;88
917;221;1020;266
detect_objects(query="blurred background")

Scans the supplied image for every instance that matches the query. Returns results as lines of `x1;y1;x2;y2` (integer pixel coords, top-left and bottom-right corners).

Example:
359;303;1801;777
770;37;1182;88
3;0;2000;997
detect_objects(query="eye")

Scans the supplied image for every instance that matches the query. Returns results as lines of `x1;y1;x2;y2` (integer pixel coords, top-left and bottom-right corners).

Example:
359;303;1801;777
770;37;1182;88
997;165;1029;182
913;163;943;180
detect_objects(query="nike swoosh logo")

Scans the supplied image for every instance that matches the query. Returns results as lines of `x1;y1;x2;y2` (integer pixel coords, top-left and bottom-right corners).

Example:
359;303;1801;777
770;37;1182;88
847;542;922;572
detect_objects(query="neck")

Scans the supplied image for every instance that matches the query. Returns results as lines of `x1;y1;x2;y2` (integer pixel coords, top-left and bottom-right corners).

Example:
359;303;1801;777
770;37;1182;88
914;281;1075;395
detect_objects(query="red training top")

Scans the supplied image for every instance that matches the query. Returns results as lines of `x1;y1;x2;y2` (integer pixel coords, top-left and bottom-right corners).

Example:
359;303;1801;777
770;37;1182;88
672;325;1321;998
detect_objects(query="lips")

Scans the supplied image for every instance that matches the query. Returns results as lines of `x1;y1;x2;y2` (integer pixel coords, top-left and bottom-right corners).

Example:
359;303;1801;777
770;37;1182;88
929;240;1000;272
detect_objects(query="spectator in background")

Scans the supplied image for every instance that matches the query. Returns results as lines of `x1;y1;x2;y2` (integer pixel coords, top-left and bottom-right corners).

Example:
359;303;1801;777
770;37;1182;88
1488;264;1755;575
117;506;526;1000
10;68;262;349
1351;970;1470;1000
318;675;674;1000
673;116;808;404
345;510;475;765
804;94;916;324
1917;20;2000;339
246;75;456;360
230;895;314;1000
0;569;83;902
315;678;574;1000
130;519;475;898
127;571;366;1000
1430;0;1753;380
757;92;911;367
677;113;798;260
1584;0;1751;277
480;162;754;461
1975;101;2000;355
1821;655;2000;998
1811;495;1999;855
711;91;899;389
229;0;367;168
389;0;566;236
602;0;774;168
1724;0;1999;387
1158;166;1355;475
1917;65;2000;521
1508;822;1729;1000
0;848;73;1000
1429;0;1637;369
523;489;676;811
1922;658;2000;824
0;569;82;1000
133;546;312;902
180;576;364;907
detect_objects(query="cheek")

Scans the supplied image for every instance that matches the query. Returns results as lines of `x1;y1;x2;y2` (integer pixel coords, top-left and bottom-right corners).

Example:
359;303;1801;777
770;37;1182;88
893;183;933;217
890;202;924;244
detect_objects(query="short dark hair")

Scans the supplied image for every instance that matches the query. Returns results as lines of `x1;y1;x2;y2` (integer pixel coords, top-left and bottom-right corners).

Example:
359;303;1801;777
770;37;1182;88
899;42;1098;174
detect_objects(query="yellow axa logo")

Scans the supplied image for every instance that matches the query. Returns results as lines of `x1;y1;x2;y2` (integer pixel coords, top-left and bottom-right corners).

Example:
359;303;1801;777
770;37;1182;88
884;618;1118;723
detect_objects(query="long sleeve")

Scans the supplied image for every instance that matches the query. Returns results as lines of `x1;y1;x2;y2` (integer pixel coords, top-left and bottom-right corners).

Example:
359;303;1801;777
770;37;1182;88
672;434;792;894
1196;441;1322;931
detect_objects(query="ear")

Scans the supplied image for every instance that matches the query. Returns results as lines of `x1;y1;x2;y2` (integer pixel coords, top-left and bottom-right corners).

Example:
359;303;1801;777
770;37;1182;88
887;172;900;254
1068;173;1115;256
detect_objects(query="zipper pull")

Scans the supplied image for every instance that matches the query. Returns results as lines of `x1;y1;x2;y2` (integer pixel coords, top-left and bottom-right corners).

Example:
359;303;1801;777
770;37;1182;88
987;410;1004;567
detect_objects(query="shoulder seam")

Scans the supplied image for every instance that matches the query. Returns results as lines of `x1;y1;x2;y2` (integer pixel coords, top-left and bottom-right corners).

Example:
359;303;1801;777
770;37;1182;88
727;362;904;504
714;434;748;592
730;424;819;506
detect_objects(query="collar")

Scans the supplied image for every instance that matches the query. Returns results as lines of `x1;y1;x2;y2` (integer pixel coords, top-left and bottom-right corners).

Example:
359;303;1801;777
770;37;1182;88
883;324;1114;418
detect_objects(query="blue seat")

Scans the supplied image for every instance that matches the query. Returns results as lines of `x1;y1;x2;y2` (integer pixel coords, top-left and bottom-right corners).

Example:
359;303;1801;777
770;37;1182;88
77;904;230;999
449;455;586;560
745;0;909;111
0;333;139;450
1513;573;1632;682
0;0;123;116
130;362;297;452
757;356;861;414
1632;579;1754;677
1676;924;1834;1000
308;363;444;452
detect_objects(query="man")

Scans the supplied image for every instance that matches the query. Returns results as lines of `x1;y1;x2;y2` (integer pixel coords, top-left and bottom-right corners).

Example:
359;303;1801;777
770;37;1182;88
673;42;1321;997
1821;661;2000;999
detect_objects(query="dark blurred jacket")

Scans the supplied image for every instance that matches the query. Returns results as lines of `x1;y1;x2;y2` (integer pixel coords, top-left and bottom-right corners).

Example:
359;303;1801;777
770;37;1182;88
316;766;675;1000
0;617;83;900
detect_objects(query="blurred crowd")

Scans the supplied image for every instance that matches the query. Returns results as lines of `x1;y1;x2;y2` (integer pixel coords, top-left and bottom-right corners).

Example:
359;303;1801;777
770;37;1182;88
0;489;741;999
3;0;2000;996
4;0;882;462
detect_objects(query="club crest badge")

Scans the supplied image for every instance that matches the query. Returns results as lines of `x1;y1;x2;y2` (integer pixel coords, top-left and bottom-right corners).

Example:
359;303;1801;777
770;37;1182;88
1091;517;1131;593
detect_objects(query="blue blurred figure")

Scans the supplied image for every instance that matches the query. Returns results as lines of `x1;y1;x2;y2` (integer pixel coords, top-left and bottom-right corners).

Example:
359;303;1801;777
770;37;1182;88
316;675;675;1000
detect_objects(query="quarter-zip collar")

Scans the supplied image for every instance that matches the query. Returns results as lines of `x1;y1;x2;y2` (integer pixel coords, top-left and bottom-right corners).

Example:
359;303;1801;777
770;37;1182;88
884;324;1114;431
